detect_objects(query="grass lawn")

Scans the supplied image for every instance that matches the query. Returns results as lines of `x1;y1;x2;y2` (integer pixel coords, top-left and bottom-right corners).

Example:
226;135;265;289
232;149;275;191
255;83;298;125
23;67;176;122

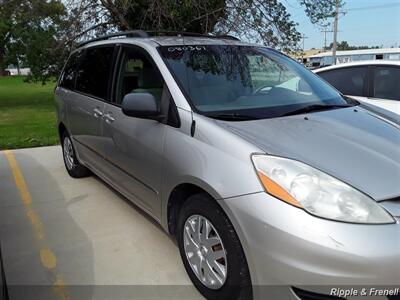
0;76;59;150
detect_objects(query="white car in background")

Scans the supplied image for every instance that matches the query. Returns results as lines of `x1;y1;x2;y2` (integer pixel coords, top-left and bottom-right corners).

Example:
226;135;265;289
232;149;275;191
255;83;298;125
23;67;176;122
313;60;400;115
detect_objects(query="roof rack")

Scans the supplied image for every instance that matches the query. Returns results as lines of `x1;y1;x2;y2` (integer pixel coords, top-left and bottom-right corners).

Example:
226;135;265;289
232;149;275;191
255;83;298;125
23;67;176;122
78;30;149;47
77;30;240;47
146;30;240;41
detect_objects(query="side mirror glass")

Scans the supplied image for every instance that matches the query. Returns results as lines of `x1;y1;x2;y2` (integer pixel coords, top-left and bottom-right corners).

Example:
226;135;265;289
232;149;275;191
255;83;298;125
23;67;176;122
121;93;159;119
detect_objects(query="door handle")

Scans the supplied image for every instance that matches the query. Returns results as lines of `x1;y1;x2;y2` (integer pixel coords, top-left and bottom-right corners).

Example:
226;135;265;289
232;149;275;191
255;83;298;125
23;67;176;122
93;108;103;118
104;113;115;123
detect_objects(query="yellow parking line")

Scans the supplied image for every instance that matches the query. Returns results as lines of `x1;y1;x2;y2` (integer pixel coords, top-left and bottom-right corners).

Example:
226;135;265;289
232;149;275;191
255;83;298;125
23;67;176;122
4;150;32;206
3;150;70;300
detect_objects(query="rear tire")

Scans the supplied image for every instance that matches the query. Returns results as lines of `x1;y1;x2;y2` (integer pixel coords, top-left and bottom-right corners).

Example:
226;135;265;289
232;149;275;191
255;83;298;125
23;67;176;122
61;132;91;178
177;193;252;300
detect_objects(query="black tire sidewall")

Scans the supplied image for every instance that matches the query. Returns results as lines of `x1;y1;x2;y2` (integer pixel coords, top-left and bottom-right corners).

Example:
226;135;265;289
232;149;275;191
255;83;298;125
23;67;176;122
61;132;89;178
177;193;252;300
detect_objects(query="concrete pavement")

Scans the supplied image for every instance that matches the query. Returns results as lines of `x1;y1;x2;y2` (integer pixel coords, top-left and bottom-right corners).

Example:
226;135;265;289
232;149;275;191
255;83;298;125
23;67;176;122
0;146;202;300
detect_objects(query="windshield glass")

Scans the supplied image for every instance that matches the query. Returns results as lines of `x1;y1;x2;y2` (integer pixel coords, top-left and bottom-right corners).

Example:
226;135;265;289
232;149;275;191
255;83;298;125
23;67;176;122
159;45;353;119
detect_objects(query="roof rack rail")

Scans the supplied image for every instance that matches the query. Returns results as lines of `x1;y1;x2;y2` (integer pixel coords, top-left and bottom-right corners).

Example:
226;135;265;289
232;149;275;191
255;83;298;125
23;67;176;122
216;34;240;41
146;30;240;41
77;29;240;47
78;30;149;47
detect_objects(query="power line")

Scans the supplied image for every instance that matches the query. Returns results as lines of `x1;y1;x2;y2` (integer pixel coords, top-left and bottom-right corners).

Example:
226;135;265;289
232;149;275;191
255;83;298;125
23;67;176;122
345;2;400;12
282;0;302;10
301;34;308;50
300;34;308;61
321;28;334;50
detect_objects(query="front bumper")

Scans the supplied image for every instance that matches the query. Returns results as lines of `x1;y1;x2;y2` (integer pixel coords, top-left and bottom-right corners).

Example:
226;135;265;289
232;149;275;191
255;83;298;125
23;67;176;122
220;192;400;298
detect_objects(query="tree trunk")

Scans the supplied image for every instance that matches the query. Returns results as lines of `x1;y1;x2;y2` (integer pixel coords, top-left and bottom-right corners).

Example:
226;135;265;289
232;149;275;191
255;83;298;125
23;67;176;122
17;58;20;75
0;48;5;73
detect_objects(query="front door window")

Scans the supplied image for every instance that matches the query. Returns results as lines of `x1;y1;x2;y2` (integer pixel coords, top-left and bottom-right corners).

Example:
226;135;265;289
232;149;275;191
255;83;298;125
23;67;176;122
115;47;165;106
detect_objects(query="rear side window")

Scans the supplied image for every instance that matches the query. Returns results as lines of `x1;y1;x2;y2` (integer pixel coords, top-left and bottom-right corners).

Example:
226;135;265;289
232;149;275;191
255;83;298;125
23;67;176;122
318;67;367;96
76;46;115;99
59;52;79;89
373;66;400;100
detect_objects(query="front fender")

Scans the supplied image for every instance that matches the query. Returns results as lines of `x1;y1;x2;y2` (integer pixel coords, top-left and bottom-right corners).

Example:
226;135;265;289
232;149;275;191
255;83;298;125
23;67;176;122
160;112;264;230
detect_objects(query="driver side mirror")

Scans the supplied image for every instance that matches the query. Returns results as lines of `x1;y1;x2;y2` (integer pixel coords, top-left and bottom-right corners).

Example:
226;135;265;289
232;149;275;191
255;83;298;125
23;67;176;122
121;93;160;120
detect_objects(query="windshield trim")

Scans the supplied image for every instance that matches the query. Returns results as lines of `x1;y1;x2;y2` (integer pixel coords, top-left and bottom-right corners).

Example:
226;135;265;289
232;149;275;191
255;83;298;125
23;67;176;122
157;46;199;113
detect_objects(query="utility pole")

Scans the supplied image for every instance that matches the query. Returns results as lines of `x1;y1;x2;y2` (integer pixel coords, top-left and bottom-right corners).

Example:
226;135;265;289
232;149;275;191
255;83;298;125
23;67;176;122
332;0;340;65
301;34;308;63
321;28;333;51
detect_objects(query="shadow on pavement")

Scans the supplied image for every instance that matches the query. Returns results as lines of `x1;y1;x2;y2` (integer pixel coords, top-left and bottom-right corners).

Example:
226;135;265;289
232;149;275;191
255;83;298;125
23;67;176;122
0;151;94;300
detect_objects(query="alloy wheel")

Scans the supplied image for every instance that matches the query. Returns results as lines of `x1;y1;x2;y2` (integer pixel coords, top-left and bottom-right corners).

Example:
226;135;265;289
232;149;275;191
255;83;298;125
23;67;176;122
63;136;75;170
183;214;227;289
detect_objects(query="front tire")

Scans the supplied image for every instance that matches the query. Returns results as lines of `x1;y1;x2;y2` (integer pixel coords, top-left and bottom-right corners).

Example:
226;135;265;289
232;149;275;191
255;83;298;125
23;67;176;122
177;193;252;300
61;132;91;178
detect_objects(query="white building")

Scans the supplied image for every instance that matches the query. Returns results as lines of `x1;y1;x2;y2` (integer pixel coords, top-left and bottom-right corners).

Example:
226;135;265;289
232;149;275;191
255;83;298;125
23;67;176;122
5;67;31;76
309;48;400;68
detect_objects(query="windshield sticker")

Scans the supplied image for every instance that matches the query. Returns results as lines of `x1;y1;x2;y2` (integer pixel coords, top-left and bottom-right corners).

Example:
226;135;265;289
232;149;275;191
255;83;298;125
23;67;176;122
167;46;206;52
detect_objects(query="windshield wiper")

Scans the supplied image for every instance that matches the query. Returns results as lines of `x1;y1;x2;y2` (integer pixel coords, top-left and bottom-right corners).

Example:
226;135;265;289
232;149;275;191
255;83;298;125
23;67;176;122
280;104;353;117
206;113;259;121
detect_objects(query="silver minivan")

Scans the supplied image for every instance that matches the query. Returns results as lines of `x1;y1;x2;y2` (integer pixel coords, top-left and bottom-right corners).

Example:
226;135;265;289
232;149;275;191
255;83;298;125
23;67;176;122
55;31;400;300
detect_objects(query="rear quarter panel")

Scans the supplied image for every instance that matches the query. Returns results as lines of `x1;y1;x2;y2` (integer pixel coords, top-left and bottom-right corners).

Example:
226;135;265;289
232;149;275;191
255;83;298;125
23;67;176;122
54;87;70;134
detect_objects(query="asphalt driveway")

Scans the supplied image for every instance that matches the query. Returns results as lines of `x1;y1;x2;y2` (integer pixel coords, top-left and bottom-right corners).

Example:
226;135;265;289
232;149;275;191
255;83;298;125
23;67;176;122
0;146;202;300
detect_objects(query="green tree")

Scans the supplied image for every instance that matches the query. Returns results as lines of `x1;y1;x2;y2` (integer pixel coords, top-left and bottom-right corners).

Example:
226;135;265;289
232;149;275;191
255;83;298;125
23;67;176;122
218;0;301;50
0;0;14;72
325;41;381;51
100;0;226;33
97;0;301;50
0;0;68;82
1;0;302;82
299;0;344;27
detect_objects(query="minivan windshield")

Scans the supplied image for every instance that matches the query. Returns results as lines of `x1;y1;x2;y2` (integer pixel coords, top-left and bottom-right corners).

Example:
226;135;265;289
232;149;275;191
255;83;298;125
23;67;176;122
159;45;355;120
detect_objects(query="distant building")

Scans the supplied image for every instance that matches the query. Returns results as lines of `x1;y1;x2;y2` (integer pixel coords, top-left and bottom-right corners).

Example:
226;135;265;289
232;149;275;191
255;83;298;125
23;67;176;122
288;49;324;66
309;48;400;68
5;64;31;76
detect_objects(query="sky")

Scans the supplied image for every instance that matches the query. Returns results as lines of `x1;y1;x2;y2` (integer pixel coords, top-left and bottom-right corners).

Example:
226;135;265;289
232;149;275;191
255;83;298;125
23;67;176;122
283;0;400;50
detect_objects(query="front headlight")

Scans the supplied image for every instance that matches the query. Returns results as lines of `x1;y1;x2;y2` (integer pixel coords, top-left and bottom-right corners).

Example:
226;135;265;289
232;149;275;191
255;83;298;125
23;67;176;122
252;155;394;224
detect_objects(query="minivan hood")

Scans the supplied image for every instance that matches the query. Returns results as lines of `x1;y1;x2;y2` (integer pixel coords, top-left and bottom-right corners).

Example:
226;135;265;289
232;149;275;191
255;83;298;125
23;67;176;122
217;107;400;201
